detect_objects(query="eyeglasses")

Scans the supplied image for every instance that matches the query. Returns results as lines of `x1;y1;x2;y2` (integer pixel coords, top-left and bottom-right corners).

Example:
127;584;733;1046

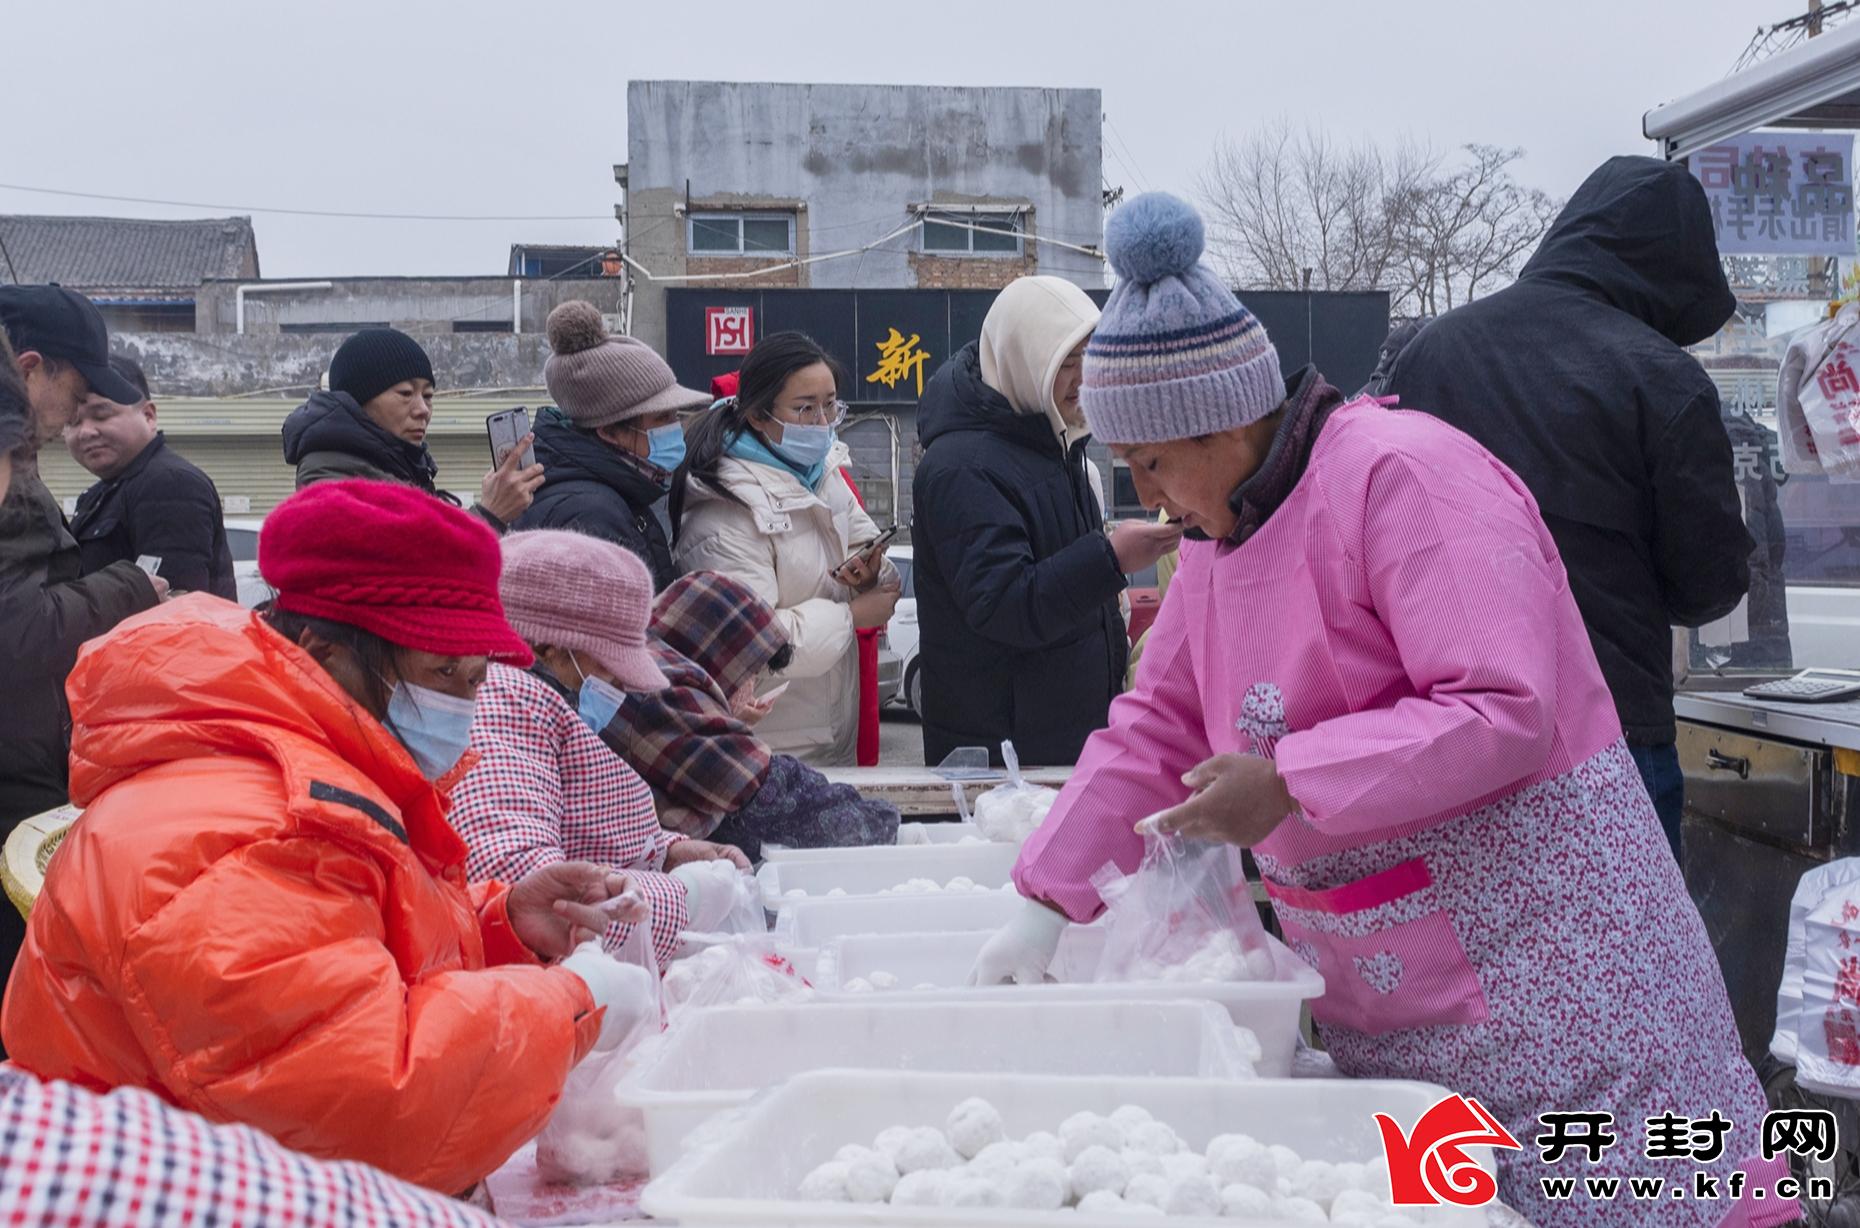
778;399;849;428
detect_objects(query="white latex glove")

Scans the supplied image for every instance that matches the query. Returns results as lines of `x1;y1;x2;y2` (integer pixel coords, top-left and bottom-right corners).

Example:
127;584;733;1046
560;940;657;1050
671;859;748;932
967;898;1069;986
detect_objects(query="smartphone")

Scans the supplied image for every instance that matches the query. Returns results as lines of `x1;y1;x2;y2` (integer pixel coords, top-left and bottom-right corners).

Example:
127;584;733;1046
134;555;163;576
839;524;900;572
486;407;536;469
757;680;793;705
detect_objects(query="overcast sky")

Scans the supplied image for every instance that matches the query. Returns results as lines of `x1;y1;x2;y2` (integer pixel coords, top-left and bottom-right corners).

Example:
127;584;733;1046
3;0;1801;278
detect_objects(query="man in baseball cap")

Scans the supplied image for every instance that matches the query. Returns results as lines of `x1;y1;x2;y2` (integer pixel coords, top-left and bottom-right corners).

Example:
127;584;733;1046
0;285;143;448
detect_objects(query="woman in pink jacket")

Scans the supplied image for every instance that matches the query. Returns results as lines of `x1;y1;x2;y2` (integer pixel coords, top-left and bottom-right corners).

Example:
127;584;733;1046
973;194;1785;1227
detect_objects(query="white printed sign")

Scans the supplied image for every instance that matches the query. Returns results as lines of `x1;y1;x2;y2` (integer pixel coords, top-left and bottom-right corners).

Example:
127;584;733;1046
1690;132;1855;256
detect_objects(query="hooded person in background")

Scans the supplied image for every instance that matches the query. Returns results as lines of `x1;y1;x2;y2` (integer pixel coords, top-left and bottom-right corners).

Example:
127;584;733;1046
283;327;543;532
518;302;710;590
1381;157;1753;860
67;354;236;601
910;276;1180;767
602;570;900;862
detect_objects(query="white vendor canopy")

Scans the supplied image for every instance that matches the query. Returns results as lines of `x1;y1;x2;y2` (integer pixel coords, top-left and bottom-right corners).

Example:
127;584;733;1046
1644;20;1860;159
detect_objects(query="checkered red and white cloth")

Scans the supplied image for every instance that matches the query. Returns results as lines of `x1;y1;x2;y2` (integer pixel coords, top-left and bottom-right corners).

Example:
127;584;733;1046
452;664;689;967
0;1068;501;1226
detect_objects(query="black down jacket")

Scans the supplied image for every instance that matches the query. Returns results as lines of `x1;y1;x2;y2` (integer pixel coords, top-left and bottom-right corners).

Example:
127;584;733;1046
911;342;1128;767
70;434;235;600
515;408;675;591
1384;156;1754;746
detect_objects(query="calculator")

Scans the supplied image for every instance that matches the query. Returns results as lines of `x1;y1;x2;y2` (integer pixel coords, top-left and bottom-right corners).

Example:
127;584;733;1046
1742;671;1860;704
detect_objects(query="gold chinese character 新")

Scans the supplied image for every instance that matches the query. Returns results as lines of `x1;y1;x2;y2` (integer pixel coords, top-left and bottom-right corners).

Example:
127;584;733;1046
866;327;931;397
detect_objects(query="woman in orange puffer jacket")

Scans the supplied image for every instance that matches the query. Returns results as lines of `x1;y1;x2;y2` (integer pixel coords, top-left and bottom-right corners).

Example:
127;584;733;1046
2;480;654;1195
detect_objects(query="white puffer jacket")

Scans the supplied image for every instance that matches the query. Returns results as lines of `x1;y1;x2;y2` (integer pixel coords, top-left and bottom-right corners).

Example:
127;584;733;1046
673;441;884;766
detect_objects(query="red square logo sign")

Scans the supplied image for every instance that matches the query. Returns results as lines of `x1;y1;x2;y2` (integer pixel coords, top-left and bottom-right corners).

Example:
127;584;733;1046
706;306;754;356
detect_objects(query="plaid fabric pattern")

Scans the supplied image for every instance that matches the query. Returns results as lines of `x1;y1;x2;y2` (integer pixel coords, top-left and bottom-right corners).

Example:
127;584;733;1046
0;1069;499;1227
600;572;789;830
452;665;688;968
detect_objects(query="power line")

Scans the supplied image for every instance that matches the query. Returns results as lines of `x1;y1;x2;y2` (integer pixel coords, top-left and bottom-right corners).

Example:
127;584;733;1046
0;181;613;222
1104;115;1153;193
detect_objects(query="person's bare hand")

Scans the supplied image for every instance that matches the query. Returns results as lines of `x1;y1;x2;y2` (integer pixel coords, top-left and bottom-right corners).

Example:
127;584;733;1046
1139;753;1296;848
509;862;643;957
832;541;888;590
1109;521;1185;574
730;685;777;725
148;574;174;603
850;580;901;629
479;434;545;524
663;839;752;872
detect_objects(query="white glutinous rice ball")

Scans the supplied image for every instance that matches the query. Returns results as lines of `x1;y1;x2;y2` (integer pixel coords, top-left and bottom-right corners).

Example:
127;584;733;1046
1208;1134;1275;1189
1329;1189;1397;1223
1078;1189;1130;1213
1122;1148;1166;1178
843;977;874;994
874;1126;914;1161
968;1140;1028;1178
844;1150;901;1203
889;1170;950;1206
946;1097;1007;1159
1287;1159;1351;1207
784;888;806;899
1269;1144;1304;1181
1108;1104;1154;1131
1124;1173;1171;1209
826;886;847;897
1274;1195;1331;1223
1164;1173;1223;1218
869;971;899;990
1334;1162;1371;1192
1221;1182;1275;1218
1069;1145;1130;1198
895;1126;962;1174
835;1144;869;1162
1060;1111;1128;1162
945;1177;1005;1207
1003;1158;1070;1210
797;1160;851;1201
1159;1151;1210;1182
947;875;976;892
1364;1156;1392;1198
1023;1130;1066;1162
1124;1120;1181;1156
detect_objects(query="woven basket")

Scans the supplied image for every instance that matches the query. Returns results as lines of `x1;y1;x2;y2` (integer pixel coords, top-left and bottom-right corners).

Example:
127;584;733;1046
3;805;79;921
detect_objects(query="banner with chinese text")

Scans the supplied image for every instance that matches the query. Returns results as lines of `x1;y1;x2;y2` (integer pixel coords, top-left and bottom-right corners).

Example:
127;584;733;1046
1690;133;1855;257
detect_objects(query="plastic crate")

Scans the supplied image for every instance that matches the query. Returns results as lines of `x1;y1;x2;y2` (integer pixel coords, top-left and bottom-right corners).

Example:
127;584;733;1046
757;843;1020;911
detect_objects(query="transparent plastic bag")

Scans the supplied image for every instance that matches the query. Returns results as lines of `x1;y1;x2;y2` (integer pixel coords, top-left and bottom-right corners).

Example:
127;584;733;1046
677;862;765;941
534;908;663;1185
1779;302;1860;483
1089;831;1276;984
662;933;813;1018
971;740;1059;844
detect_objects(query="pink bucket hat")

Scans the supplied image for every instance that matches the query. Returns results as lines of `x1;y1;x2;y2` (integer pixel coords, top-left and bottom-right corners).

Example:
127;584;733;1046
498;530;669;691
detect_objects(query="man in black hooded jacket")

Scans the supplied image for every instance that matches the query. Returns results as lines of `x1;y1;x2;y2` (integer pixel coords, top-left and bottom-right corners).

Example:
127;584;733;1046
1383;156;1754;860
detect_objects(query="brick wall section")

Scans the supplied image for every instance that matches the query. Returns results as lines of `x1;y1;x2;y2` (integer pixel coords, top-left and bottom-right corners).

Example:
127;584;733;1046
908;247;1038;290
684;257;802;288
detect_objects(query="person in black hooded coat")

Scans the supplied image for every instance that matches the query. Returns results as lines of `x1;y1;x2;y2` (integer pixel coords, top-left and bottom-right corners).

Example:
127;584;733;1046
1382;155;1754;858
911;277;1179;767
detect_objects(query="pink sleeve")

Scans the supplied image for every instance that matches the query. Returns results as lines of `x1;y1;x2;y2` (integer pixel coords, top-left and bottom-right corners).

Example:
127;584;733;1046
1274;449;1559;835
1013;548;1214;922
451;674;569;884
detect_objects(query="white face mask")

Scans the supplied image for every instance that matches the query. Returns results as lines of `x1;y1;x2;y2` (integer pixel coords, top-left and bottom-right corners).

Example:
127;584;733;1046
385;680;477;780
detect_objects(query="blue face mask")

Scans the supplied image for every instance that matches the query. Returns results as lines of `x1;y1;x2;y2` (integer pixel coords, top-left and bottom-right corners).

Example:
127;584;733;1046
386;681;477;781
569;653;626;733
645;422;687;476
772;422;835;471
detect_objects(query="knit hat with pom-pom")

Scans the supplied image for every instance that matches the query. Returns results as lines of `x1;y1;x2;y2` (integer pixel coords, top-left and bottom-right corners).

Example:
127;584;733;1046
1081;192;1282;445
543;300;709;430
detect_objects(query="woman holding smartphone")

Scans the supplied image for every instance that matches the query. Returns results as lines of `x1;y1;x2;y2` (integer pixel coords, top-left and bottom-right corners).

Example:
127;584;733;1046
670;333;898;766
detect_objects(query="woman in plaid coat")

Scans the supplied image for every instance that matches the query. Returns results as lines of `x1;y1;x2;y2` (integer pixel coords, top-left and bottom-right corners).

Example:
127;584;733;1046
451;532;749;969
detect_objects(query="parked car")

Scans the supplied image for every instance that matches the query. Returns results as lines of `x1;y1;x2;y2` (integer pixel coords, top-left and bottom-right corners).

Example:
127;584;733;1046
881;546;921;715
224;517;274;609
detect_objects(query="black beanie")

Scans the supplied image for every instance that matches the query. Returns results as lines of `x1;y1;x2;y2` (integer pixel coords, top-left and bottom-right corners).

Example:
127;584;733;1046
328;328;436;406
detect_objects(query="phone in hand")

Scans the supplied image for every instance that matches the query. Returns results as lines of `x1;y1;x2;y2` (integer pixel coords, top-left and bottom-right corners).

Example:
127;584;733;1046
838;524;899;574
134;555;163;576
486;407;536;469
757;680;792;705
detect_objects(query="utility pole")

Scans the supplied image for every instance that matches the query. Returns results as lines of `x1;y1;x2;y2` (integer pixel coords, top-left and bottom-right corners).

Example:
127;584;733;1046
1809;0;1825;36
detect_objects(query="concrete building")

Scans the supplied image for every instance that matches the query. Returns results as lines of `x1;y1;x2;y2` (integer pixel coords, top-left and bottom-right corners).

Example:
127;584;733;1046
621;81;1108;352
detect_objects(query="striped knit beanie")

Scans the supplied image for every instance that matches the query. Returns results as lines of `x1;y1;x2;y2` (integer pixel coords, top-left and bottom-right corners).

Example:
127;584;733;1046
1081;192;1282;444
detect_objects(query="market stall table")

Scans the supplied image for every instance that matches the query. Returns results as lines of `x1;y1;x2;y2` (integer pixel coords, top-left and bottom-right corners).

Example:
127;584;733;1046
817;764;1073;817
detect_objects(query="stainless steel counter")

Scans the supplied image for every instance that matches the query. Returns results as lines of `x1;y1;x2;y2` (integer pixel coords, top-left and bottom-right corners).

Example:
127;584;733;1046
1675;691;1860;753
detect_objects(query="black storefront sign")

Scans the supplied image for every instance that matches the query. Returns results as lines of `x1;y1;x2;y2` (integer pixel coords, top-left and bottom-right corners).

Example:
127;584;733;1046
665;288;1391;405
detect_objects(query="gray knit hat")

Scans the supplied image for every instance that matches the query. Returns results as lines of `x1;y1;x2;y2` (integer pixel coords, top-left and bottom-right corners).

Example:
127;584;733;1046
543;301;709;429
1080;193;1283;445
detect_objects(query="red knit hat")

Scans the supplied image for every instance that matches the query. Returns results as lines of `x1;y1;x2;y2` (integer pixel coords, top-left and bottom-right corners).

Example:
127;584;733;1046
260;479;533;665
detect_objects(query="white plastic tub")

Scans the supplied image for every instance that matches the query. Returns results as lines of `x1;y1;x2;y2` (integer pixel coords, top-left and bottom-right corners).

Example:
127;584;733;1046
772;890;1027;970
641;1069;1489;1226
815;927;1322;1078
617;999;1253;1175
757;842;1020;910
